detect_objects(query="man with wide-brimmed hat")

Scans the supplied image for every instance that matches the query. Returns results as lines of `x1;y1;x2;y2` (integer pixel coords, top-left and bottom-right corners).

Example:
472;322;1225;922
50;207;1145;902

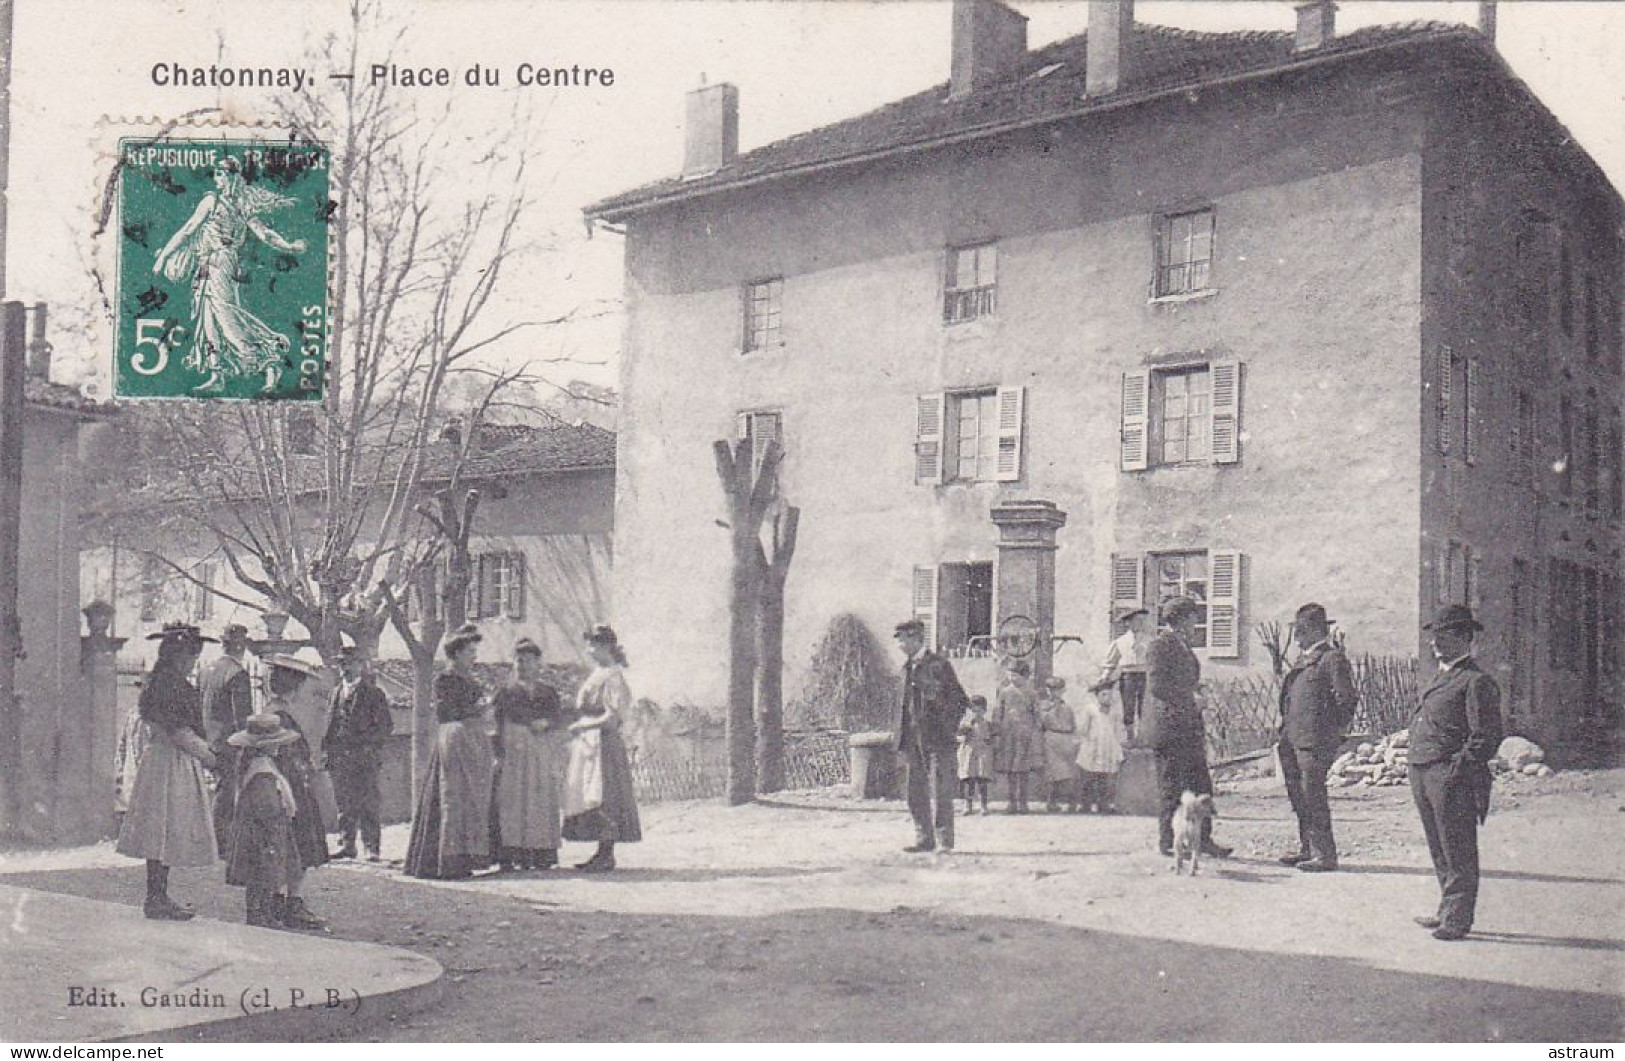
893;618;970;852
1276;603;1358;873
222;713;304;929
323;644;394;861
1409;603;1503;941
202;623;255;854
115;621;221;920
1093;606;1150;738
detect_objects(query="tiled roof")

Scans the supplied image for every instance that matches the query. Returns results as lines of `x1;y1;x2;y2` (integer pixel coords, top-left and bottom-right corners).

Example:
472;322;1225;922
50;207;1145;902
444;421;616;482
23;376;116;418
586;20;1484;220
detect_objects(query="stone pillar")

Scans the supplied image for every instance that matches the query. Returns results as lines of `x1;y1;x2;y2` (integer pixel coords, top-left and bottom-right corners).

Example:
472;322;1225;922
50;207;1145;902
990;500;1068;683
80;600;125;841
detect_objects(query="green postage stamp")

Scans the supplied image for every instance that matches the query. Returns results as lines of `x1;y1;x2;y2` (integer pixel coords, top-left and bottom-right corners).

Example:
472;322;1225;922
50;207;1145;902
114;138;331;401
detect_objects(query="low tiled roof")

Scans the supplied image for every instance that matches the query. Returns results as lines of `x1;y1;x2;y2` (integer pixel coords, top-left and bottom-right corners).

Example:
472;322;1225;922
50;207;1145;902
24;376;116;419
586;20;1484;221
447;421;615;483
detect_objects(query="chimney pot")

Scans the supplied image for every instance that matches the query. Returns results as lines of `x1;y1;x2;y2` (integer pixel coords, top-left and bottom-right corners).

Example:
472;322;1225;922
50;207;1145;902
950;0;1029;99
26;302;50;381
1294;1;1337;52
682;81;739;180
1478;2;1497;42
1086;1;1135;97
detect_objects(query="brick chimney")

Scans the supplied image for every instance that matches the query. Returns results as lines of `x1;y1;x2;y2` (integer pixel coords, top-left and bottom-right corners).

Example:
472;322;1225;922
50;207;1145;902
25;302;49;381
1478;2;1497;43
1294;1;1337;52
1086;1;1135;97
682;79;739;180
950;0;1029;99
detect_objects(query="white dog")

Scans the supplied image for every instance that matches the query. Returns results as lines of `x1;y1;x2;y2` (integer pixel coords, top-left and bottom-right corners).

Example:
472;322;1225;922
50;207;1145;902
1170;791;1216;876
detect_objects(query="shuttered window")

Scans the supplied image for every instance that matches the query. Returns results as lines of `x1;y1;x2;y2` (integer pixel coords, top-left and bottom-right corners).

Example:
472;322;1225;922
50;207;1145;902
474;551;526;620
1436;346;1453;456
917;387;1024;485
914;394;945;485
736;410;784;477
911;565;939;651
1109;554;1144;618
1112;551;1244;657
1121;362;1241;470
1207;550;1243;658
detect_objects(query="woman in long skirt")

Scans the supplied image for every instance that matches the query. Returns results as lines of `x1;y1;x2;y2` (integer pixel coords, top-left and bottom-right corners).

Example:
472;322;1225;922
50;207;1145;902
491;637;566;871
116;622;220;920
562;624;642;872
405;624;494;880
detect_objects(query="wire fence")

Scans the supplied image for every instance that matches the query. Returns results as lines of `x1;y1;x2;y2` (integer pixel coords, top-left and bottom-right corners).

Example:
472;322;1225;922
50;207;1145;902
630;730;853;804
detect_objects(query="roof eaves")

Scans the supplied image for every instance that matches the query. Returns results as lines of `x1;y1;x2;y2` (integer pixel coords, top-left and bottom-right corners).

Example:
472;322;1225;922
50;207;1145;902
584;24;1481;224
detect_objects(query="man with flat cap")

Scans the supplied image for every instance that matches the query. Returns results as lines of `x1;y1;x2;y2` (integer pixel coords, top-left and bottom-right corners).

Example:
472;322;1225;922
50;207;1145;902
1093;606;1149;739
1276;603;1358;872
201;623;254;854
893;618;971;852
323;644;394;861
1409;603;1503;940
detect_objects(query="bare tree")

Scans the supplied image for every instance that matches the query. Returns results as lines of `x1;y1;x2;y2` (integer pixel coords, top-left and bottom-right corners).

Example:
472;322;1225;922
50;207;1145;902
754;502;799;794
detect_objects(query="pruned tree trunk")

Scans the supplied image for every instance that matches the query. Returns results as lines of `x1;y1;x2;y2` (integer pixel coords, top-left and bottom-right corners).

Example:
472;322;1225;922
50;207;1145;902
714;438;782;805
755;504;799;794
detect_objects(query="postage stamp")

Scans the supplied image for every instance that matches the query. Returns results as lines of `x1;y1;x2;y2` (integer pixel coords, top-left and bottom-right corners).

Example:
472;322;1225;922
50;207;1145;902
113;137;331;401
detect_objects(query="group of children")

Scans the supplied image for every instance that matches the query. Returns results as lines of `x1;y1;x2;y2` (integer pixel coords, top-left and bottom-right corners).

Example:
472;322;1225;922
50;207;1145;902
954;669;1127;816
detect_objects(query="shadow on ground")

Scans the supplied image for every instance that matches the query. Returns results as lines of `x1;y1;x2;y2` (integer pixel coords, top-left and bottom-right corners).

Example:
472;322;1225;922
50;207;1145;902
4;864;1620;1042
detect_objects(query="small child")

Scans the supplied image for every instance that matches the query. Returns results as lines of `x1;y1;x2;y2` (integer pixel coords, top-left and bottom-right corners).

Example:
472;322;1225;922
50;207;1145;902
223;714;309;929
957;695;995;815
1074;687;1125;814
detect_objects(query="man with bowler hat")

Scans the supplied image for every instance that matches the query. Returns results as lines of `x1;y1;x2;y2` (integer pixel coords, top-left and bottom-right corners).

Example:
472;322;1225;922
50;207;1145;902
893;618;971;852
1410;603;1503;940
1276;603;1358;872
323;644;394;861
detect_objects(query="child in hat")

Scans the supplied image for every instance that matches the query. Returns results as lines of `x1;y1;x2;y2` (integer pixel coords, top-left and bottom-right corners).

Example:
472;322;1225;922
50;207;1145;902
224;714;308;929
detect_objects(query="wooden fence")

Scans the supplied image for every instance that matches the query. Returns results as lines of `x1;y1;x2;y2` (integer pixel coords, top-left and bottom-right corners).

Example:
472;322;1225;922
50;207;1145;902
631;730;852;803
1202;654;1420;760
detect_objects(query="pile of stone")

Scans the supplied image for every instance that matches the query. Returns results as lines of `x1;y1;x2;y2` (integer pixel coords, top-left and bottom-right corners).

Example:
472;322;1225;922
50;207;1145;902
1329;730;1411;787
1489;735;1554;778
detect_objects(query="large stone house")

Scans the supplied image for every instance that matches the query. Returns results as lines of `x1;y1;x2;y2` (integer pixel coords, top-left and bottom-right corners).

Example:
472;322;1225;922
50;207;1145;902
585;0;1623;745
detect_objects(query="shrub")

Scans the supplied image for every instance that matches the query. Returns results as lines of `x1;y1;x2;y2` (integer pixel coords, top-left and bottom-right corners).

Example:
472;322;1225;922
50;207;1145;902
790;613;897;732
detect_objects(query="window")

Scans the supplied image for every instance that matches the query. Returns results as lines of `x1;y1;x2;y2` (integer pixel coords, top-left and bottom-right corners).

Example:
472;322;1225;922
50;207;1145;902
1602;572;1622;678
473;551;526;620
139;555;164;623
1549;557;1585;670
1154;208;1214;297
1435;347;1476;462
742;278;783;352
192;563;216;622
1436;540;1479;612
1509;558;1529;717
943;242;997;324
1120;362;1240;471
1559;242;1574;336
923;562;995;656
914;386;1024;485
1110;549;1243;657
1513;230;1541;323
735;410;783;473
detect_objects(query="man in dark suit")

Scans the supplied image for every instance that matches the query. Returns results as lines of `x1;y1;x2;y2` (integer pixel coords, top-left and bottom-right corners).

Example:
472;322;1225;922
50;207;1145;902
1276;603;1358;873
1409;603;1503;941
201;623;255;854
894;618;970;853
323;645;395;861
1142;597;1231;859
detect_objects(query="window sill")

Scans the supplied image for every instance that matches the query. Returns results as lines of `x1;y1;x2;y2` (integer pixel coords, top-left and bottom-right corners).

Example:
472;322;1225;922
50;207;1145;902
1148;288;1218;306
738;342;787;358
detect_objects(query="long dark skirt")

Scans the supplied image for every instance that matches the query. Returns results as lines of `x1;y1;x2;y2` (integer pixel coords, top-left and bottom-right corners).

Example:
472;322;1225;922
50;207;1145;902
225;773;301;890
563;726;642;844
405;720;494;879
283;754;330;869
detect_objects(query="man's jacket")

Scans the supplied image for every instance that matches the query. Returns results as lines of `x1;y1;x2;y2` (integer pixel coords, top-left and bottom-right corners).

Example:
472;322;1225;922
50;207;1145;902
1140;630;1204;751
1278;642;1358;753
898;650;970;753
323;678;394;755
1409;657;1503;822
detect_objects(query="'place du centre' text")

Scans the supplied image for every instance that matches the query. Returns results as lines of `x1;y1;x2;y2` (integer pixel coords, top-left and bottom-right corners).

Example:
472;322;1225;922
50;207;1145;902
149;62;616;92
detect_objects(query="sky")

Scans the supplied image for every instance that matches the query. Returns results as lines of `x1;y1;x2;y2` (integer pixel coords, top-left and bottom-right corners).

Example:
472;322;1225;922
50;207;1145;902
8;1;1625;397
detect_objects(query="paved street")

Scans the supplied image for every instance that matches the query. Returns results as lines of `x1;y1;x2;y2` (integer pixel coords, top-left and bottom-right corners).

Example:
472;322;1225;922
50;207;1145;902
3;768;1622;1041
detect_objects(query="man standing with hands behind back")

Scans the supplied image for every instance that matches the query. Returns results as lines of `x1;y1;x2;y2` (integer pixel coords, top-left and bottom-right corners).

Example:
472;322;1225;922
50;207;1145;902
1409;604;1503;941
1276;603;1358;873
894;618;971;853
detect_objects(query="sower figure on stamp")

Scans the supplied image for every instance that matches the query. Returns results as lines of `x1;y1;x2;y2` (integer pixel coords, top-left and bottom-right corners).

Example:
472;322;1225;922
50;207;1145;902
1276;603;1358;873
323;645;394;862
1409;604;1503;941
893;618;970;853
1142;597;1231;860
201;623;254;856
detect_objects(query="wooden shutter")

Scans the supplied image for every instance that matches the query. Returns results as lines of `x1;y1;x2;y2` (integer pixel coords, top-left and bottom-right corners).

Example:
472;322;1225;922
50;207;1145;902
1437;346;1453;455
1210;359;1241;465
1109;554;1144;624
505;552;527;620
1466;547;1481;613
1464;358;1479;466
482;554;505;619
735;412;750;441
995;385;1025;482
1207;549;1243;658
914;394;946;485
1120;370;1149;471
911;565;940;650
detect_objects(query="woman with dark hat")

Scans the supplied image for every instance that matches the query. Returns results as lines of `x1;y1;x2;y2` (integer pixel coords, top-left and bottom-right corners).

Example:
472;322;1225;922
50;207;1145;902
562;625;641;872
404;624;495;879
491;637;566;871
257;653;330;929
116;622;221;920
223;713;305;929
